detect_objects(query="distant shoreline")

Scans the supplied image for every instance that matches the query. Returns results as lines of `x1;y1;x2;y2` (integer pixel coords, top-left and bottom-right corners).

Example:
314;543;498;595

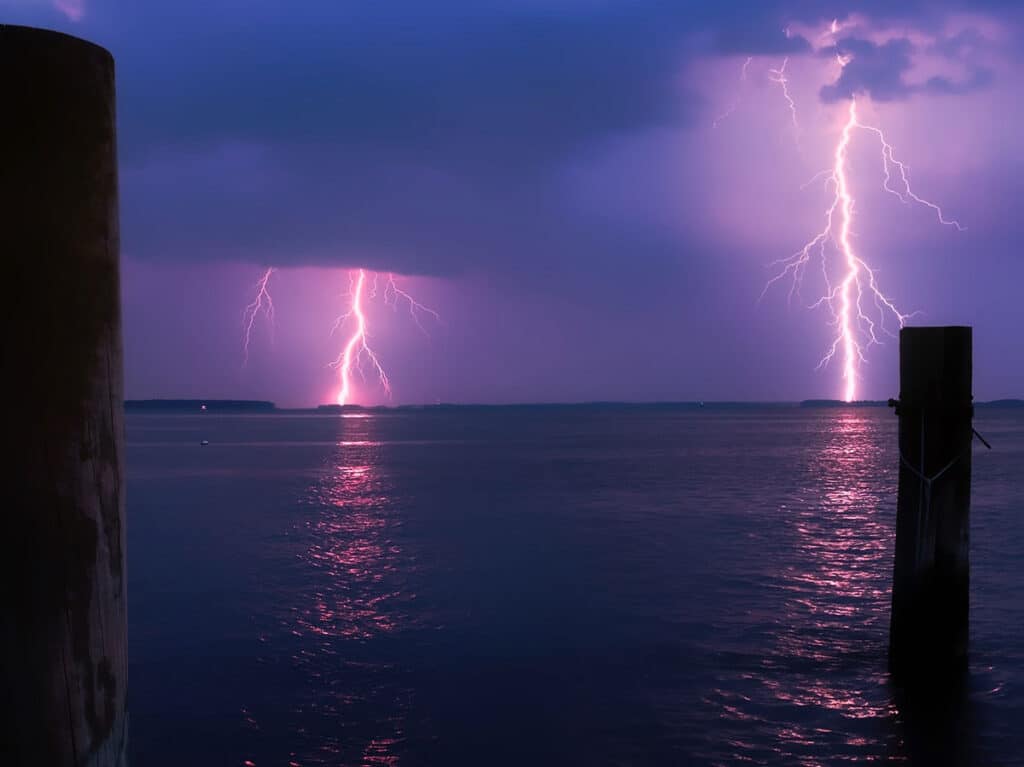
125;399;275;413
125;398;1024;413
798;399;1024;409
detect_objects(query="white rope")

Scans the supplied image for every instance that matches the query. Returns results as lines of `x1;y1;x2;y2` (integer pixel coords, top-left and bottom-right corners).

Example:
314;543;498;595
899;443;971;488
898;415;980;565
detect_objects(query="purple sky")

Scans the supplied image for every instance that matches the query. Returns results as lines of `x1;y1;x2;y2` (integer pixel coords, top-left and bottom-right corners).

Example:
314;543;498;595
4;0;1022;406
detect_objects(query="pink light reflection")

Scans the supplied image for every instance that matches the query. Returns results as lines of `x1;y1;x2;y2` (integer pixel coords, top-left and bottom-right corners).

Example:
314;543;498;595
701;413;902;764
768;416;896;714
298;458;402;641
279;415;419;765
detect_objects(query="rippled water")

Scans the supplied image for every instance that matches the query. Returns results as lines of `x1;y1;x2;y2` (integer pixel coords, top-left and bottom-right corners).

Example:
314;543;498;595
126;406;1024;766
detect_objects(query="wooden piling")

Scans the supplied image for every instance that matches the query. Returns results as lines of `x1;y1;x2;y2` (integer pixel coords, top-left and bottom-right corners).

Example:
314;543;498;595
0;26;127;765
889;326;973;679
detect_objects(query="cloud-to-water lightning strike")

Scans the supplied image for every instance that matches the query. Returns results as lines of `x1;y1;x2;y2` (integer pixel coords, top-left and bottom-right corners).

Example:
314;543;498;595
762;95;963;402
331;269;389;406
330;269;439;406
241;267;276;366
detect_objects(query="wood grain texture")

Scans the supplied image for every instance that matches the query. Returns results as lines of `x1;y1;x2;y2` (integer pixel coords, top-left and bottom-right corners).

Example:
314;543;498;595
890;326;972;679
0;25;127;766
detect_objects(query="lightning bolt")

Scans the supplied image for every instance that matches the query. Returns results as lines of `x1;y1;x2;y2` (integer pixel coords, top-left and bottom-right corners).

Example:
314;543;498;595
331;269;389;406
242;267;275;366
330;269;439;406
856;122;965;231
762;97;962;402
768;57;800;133
383;273;442;335
713;56;753;128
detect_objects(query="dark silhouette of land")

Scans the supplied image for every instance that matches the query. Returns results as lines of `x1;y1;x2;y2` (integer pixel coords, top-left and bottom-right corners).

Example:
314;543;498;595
126;399;275;412
125;398;1024;414
801;399;1024;409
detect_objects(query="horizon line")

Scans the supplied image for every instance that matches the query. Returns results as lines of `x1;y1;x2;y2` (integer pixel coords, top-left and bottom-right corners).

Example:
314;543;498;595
124;397;1024;410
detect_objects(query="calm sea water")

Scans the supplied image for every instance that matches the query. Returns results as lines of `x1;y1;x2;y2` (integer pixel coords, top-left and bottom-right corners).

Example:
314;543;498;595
126;406;1024;766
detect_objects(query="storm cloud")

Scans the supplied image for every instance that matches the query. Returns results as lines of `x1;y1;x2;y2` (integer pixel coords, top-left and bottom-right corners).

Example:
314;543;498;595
1;0;1022;403
0;0;1013;276
820;35;995;103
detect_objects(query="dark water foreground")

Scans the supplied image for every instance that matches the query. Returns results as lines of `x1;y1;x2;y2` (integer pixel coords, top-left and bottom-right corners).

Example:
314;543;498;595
127;406;1024;766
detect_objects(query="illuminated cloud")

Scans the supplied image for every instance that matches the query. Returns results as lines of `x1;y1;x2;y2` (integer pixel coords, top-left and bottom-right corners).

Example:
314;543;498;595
820;35;994;102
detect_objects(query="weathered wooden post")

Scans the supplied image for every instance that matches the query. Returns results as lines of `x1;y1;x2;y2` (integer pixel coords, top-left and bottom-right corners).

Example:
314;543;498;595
0;26;127;765
889;326;973;679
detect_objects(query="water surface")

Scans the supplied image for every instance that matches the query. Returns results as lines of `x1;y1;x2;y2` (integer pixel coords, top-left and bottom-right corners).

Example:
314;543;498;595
127;406;1024;765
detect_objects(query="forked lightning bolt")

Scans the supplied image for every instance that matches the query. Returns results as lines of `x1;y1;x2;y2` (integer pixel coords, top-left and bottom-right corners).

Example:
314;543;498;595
768;57;800;133
330;269;439;406
331;269;389;406
762;98;963;401
383;273;442;335
242;267;275;366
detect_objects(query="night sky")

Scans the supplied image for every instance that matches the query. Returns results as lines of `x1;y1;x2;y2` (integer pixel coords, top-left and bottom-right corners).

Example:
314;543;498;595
4;0;1022;406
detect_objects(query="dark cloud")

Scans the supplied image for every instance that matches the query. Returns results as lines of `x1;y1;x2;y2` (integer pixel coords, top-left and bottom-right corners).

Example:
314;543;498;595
119;141;693;281
2;0;1019;402
820;35;995;103
105;2;855;164
1;0;1016;277
100;1;1013;275
928;27;988;60
924;67;995;95
710;24;813;56
820;37;918;102
116;10;685;168
108;1;815;274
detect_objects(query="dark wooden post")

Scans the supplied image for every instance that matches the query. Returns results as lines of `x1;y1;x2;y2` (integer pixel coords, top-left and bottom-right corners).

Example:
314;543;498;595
0;26;127;765
889;326;973;679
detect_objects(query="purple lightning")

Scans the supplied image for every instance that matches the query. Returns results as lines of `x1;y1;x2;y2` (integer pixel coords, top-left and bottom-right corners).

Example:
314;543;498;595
760;86;964;400
768;57;800;133
330;270;440;405
242;267;275;366
713;56;754;128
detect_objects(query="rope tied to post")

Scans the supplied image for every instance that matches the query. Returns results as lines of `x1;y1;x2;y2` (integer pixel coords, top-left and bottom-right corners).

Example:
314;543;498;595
899;438;972;494
899;428;990;508
888;398;991;544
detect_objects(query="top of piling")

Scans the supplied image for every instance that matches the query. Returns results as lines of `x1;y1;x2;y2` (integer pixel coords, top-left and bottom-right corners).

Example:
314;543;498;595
900;325;972;334
898;326;973;408
0;23;113;66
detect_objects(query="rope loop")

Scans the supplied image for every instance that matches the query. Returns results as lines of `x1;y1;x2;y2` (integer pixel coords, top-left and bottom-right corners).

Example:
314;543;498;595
896;413;990;532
